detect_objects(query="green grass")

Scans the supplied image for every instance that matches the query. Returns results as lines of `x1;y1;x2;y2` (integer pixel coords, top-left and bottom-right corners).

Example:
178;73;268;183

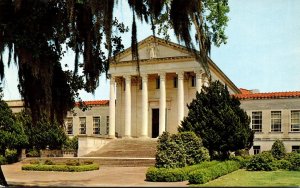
198;169;300;187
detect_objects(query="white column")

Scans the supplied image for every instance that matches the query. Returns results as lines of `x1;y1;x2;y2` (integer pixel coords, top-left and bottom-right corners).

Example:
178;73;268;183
124;75;131;138
109;76;116;138
177;71;184;126
141;74;148;138
196;70;203;93
203;75;209;87
159;73;166;135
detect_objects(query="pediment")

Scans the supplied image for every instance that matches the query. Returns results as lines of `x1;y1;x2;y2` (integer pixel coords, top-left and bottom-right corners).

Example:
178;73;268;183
115;36;192;62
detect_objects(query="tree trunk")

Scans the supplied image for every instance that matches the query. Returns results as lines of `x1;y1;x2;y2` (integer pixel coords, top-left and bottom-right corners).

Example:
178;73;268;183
0;165;8;186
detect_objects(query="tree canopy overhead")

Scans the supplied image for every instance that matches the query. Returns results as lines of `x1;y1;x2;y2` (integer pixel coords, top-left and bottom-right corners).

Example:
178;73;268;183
0;0;229;125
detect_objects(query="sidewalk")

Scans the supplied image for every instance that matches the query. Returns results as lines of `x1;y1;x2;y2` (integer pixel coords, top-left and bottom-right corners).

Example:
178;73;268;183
2;162;188;187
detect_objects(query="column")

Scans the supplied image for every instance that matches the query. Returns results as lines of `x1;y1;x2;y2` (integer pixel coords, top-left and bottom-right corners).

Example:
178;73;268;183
196;70;203;93
177;71;184;126
109;76;116;138
159;73;166;135
141;74;148;137
203;75;209;87
124;75;131;138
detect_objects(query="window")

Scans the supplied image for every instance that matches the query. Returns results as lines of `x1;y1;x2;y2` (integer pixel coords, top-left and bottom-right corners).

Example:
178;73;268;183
173;76;178;88
271;111;281;132
291;110;300;132
292;146;300;153
65;117;73;135
106;116;109;135
93;117;100;135
191;76;196;87
252;111;262;132
79;117;86;134
156;76;160;89
253;146;261;155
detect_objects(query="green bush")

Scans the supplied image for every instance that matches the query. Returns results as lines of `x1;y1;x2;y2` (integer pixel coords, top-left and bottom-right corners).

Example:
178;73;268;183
146;161;220;182
285;152;300;171
273;159;292;170
26;149;40;157
22;164;99;172
188;161;240;184
0;155;7;165
230;155;252;169
155;132;209;168
246;151;275;171
29;160;40;165
271;140;286;160
65;159;80;166
44;159;54;165
5;149;19;164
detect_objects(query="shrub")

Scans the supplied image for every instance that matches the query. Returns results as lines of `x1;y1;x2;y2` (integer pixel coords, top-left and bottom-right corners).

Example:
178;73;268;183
234;149;250;157
188;161;240;184
5;149;19;164
246;151;275;171
271;140;286;160
146;161;220;182
65;159;80;166
0;155;7;165
26;149;40;157
22;164;99;172
230;155;252;169
44;159;54;165
29;160;40;165
273;159;292;170
285;152;300;171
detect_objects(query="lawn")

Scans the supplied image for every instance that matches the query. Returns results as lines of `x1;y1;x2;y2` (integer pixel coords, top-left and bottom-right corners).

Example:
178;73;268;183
199;169;300;187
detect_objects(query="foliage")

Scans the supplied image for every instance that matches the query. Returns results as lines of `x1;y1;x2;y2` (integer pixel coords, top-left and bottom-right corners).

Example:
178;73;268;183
0;93;28;156
230;155;252;169
246;151;275;171
26;149;41;157
146;161;219;182
188;160;241;184
0;155;6;165
284;152;300;171
271;140;286;160
5;149;19;164
22;164;99;172
0;0;229;126
65;159;80;166
16;110;67;150
63;136;78;151
273;160;292;170
179;81;254;160
155;132;209;168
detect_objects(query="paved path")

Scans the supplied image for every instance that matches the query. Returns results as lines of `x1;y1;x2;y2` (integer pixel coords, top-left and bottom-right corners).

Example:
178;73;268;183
2;163;188;187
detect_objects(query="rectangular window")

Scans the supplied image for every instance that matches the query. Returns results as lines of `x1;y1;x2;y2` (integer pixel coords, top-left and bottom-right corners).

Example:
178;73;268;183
93;117;100;135
65;117;73;135
79;117;86;134
252;111;262;132
106;116;109;135
253;146;261;155
156;76;160;89
292;146;300;153
291;110;300;132
271;111;281;132
191;76;196;87
173;76;178;88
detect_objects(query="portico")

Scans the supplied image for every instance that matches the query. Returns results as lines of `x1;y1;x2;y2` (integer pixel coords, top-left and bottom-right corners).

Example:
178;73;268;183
108;36;240;138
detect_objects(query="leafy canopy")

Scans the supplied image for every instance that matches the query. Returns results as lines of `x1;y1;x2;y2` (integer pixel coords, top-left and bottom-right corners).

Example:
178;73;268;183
179;80;254;159
0;0;229;124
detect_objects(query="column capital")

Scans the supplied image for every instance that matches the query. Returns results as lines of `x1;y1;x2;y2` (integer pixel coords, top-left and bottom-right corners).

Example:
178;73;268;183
141;73;148;80
195;70;204;79
176;71;184;80
158;72;166;80
124;75;131;81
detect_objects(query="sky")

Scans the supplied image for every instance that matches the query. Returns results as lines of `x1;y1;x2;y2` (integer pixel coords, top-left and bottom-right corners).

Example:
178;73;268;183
1;0;300;101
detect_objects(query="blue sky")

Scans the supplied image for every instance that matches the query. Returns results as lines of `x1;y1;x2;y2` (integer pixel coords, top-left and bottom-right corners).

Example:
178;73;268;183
1;0;300;100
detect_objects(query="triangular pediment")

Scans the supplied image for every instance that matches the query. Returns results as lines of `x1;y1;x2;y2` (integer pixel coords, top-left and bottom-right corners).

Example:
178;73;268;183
115;36;193;62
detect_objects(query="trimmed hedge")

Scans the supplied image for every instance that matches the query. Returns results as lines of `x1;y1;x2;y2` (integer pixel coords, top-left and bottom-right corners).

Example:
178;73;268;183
285;152;300;171
246;151;275;171
22;164;99;172
146;161;219;182
188;161;241;184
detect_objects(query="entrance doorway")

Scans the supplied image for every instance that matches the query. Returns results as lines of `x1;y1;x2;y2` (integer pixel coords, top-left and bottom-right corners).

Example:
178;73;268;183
152;109;159;138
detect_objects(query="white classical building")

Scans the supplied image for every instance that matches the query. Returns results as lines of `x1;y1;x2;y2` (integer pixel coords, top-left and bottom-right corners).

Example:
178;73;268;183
107;36;241;138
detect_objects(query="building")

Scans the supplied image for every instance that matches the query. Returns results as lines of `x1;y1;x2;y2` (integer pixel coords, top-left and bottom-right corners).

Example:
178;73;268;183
108;36;241;139
235;90;300;154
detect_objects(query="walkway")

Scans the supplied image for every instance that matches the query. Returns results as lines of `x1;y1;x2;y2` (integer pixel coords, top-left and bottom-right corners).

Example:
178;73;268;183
2;162;188;187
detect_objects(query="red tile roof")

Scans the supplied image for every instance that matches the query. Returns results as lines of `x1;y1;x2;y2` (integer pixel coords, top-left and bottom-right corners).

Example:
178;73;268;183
239;88;253;94
234;91;300;100
75;100;109;106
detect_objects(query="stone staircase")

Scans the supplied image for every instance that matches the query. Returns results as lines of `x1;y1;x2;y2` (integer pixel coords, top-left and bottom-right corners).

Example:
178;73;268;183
83;138;158;167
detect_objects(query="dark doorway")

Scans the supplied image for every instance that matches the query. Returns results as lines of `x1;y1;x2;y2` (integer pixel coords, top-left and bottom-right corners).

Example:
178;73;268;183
152;109;159;138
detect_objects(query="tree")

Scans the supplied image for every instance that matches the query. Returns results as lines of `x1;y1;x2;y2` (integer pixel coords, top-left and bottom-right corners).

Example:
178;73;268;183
0;88;28;186
0;0;229;126
271;139;286;160
179;81;254;160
